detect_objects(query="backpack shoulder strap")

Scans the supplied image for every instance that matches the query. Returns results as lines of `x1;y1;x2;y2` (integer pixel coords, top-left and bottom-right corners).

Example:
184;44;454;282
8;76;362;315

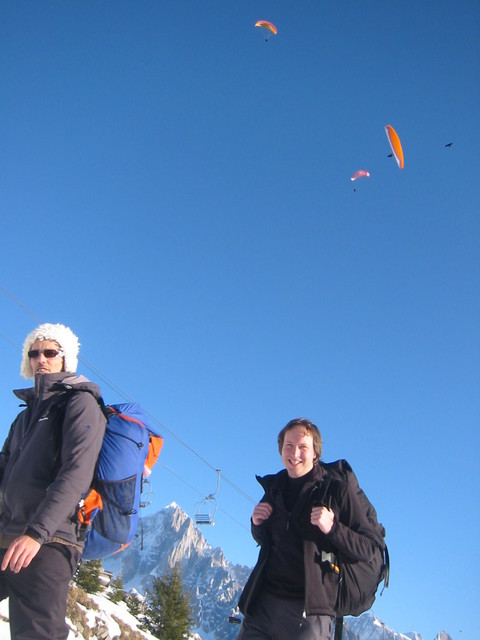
53;387;108;421
49;389;77;440
312;471;332;508
51;388;108;455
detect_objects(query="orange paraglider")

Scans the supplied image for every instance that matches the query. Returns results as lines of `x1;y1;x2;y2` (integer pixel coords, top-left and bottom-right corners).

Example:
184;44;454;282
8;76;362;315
385;125;404;169
255;20;278;41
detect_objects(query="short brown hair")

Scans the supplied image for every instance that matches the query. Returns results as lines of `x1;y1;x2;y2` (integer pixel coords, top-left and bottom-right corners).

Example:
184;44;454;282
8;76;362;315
278;418;322;462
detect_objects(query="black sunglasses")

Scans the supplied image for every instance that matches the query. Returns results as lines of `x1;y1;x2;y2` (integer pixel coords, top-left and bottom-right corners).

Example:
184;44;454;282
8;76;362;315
28;349;63;359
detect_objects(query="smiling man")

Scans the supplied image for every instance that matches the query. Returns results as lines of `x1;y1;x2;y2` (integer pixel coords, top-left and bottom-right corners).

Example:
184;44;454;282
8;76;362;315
236;418;378;640
0;323;106;640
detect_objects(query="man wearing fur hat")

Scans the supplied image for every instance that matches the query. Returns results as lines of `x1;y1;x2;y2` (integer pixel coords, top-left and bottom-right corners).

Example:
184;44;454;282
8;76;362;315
0;323;106;639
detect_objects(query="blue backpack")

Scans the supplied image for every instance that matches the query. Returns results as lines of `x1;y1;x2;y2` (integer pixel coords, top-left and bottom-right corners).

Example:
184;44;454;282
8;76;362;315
78;402;164;560
54;393;164;560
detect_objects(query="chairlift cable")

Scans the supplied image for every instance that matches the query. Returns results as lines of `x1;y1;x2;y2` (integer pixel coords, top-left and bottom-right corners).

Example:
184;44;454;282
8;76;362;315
0;284;41;322
160;462;250;532
80;355;217;471
0;331;21;353
0;283;257;508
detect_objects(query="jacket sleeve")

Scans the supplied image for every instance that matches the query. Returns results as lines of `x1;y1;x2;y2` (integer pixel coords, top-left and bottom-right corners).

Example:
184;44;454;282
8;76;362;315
250;492;269;546
324;481;378;562
27;392;106;543
0;407;26;484
0;422;15;484
251;520;268;546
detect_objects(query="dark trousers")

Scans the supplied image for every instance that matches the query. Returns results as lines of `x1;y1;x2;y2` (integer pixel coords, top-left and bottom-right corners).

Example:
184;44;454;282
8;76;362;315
237;590;333;640
0;542;80;640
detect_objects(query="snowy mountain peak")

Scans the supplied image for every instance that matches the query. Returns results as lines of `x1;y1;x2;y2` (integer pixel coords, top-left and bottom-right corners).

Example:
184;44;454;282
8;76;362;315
104;504;248;640
347;612;414;640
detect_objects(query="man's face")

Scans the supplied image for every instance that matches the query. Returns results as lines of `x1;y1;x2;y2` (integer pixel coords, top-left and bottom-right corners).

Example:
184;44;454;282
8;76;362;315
28;339;64;375
281;425;316;478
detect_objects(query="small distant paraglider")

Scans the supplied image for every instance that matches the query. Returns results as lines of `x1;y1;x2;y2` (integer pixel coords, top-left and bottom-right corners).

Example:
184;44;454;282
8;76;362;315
351;169;370;192
385;125;404;169
351;170;370;182
255;20;277;41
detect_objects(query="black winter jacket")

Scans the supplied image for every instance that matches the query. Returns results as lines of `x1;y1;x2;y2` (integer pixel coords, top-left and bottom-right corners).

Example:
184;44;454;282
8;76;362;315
0;372;106;548
238;464;378;617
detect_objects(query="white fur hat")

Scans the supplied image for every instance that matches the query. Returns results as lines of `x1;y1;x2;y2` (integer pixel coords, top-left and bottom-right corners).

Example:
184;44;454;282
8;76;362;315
21;323;80;379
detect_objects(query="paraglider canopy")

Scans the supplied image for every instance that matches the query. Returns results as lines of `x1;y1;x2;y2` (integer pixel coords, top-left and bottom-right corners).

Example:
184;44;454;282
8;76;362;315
385;125;404;169
255;20;278;39
351;170;370;181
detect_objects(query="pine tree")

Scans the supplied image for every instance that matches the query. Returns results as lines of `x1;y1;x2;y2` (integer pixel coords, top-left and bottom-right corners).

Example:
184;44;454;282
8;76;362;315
74;559;103;594
109;573;125;603
145;564;194;640
125;591;144;618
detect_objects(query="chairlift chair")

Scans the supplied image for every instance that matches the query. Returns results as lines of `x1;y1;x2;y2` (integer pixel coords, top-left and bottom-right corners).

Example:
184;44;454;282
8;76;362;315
140;476;153;508
194;469;221;526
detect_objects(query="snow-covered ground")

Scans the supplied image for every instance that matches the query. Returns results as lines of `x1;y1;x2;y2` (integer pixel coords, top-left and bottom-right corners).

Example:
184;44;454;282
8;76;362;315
0;593;157;640
0;599;8;639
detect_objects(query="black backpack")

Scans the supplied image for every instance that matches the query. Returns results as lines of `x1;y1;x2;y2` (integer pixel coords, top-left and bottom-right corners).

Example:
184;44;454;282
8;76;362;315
316;460;389;640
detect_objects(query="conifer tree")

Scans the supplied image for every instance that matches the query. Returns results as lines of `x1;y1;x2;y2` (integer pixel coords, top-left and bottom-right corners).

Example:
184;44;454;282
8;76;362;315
145;564;194;640
74;559;103;594
125;591;144;618
109;573;125;603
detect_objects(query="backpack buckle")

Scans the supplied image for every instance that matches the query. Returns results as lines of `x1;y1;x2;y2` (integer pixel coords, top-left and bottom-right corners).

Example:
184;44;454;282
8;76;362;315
321;550;340;574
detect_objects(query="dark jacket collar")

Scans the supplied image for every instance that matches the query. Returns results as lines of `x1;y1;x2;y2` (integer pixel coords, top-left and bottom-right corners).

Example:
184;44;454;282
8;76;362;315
13;372;102;404
256;463;327;498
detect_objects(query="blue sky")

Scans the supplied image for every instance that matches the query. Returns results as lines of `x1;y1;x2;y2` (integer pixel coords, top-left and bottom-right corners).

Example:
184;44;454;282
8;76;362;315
1;2;479;639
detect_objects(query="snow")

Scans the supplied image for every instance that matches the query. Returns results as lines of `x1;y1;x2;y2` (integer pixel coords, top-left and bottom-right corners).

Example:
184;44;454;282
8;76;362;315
0;599;9;639
0;591;204;639
0;592;158;640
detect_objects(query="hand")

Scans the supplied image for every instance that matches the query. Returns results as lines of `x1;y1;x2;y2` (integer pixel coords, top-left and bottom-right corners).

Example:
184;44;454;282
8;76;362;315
252;502;273;525
1;535;41;573
311;506;335;534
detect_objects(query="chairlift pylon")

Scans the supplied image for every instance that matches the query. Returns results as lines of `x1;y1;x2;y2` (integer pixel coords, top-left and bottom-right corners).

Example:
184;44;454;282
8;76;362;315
195;469;221;526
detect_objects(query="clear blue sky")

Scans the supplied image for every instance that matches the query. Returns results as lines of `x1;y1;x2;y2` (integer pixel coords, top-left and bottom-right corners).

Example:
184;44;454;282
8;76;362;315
1;3;479;639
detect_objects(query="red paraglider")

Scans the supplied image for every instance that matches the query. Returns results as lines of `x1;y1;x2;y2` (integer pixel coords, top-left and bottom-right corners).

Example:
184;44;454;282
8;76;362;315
351;170;370;181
